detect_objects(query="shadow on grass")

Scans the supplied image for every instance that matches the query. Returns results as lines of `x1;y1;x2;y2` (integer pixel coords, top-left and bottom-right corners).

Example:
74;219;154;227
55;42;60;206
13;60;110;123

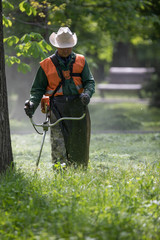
0;168;100;239
0;168;62;239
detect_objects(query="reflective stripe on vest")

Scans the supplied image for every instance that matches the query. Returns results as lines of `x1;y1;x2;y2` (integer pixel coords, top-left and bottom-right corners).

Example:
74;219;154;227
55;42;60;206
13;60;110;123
45;86;63;96
40;54;85;96
72;54;85;94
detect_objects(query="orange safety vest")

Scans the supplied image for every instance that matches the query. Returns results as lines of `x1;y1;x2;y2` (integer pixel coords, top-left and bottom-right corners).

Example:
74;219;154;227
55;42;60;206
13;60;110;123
40;54;85;97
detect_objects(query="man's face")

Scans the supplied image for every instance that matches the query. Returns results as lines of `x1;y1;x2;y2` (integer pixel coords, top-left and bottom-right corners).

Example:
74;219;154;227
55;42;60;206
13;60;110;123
57;48;72;58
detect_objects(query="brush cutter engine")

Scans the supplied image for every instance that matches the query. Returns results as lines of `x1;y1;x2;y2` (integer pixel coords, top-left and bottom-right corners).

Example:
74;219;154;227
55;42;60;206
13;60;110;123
41;95;50;114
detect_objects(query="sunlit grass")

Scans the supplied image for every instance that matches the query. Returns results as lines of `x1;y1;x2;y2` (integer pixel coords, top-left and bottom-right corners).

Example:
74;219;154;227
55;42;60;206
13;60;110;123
89;102;160;132
10;102;160;134
0;133;159;239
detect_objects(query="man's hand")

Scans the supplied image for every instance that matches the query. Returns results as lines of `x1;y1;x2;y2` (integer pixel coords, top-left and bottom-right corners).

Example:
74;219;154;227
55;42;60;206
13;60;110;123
24;100;34;118
80;93;90;106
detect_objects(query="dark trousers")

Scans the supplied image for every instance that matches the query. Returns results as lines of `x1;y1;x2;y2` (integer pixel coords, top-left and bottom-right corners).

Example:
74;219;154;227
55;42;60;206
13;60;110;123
50;96;91;167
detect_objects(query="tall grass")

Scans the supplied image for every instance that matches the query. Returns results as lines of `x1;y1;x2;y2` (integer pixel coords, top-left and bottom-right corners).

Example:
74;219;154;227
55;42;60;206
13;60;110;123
0;133;160;239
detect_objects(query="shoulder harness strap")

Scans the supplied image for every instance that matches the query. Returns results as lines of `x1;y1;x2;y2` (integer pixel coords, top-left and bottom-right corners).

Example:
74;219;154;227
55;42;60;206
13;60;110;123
50;54;65;96
70;54;82;77
50;54;82;96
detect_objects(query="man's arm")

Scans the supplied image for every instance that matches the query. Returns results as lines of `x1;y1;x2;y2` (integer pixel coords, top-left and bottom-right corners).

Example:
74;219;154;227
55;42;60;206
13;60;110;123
29;66;48;112
81;60;95;98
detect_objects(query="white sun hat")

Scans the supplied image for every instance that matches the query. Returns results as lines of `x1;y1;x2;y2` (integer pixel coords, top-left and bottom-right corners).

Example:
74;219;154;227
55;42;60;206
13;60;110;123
49;27;77;48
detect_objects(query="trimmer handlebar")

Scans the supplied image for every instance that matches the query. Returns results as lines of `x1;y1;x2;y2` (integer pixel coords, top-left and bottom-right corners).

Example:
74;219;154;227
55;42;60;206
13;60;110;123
29;112;86;172
30;113;86;132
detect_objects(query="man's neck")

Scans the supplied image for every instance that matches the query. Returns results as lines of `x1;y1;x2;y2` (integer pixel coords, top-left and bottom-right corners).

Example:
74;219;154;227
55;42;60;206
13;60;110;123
56;50;72;64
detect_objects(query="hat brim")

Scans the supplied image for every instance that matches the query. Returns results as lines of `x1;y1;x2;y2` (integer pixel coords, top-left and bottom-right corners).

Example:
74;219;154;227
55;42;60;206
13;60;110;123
49;32;77;48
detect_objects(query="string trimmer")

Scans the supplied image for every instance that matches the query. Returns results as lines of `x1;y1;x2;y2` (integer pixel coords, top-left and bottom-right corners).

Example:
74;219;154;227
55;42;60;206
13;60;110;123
27;96;85;172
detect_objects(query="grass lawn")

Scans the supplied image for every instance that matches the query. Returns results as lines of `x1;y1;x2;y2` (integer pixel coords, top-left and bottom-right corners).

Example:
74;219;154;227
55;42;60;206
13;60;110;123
0;132;160;240
10;101;160;134
89;102;160;132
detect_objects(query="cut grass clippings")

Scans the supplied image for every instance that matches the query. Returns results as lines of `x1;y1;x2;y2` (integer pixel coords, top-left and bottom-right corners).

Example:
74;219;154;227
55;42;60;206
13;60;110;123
0;133;160;239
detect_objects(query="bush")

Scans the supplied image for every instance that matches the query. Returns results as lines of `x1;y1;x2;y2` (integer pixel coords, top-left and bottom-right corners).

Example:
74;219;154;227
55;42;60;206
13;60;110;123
143;72;160;108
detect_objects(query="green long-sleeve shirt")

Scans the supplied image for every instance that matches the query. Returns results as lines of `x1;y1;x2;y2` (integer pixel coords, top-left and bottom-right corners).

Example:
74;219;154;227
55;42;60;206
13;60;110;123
30;51;95;110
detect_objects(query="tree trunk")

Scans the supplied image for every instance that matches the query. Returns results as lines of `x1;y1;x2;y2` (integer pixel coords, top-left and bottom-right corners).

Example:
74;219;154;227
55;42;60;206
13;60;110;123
112;42;138;67
0;0;13;173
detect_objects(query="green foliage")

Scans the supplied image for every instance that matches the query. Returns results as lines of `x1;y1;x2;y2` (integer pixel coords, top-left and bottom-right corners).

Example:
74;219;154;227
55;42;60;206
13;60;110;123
4;35;19;46
2;0;160;89
143;73;160;108
19;0;37;16
4;32;52;73
2;15;12;27
19;41;45;58
3;1;52;73
2;0;14;10
0;133;159;239
21;32;43;42
15;39;52;59
17;62;31;74
39;39;53;52
5;55;20;66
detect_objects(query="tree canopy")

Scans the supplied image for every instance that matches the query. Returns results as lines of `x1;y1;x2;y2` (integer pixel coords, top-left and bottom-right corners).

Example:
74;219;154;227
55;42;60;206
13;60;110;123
2;0;160;74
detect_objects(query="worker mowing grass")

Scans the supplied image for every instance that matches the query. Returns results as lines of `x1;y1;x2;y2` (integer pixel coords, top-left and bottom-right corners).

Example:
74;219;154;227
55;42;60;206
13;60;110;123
24;27;95;169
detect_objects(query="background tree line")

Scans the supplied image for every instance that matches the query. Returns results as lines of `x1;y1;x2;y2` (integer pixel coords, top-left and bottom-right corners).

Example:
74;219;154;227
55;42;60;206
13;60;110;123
1;0;160;172
3;0;160;112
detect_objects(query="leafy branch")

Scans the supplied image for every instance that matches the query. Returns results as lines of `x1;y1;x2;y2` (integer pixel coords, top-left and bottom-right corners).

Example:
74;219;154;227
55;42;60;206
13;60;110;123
4;32;53;73
3;0;53;73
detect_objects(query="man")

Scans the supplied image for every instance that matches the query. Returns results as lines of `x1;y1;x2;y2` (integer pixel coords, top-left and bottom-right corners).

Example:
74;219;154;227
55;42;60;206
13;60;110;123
24;27;95;168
